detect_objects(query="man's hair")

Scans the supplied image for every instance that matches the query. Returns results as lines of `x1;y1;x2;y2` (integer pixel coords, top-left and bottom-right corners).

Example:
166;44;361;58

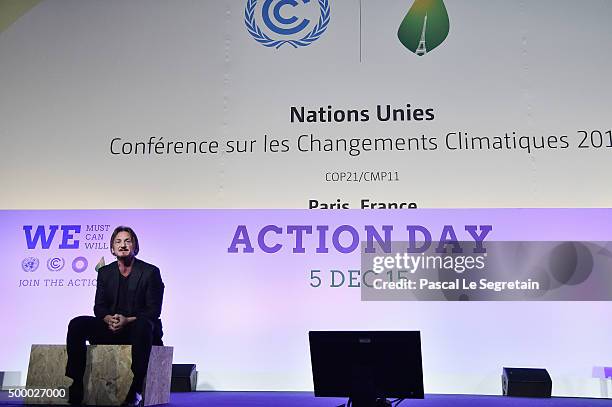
110;226;140;256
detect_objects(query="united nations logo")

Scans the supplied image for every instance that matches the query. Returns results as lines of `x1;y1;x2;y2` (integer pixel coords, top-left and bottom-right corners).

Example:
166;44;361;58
22;257;40;272
245;0;330;49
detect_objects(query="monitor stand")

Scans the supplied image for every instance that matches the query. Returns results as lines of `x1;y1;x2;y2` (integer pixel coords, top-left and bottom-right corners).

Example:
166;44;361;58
346;396;393;407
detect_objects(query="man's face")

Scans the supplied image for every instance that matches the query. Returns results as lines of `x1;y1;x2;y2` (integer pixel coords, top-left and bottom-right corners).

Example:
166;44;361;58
113;231;135;258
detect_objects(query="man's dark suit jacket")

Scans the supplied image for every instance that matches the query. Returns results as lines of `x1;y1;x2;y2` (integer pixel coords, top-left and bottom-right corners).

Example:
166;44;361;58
94;258;165;342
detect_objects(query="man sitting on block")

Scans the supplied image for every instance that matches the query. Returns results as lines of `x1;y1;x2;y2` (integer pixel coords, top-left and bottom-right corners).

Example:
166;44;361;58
66;226;165;406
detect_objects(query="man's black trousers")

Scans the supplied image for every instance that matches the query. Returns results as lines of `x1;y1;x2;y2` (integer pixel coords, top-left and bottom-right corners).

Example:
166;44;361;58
65;316;155;393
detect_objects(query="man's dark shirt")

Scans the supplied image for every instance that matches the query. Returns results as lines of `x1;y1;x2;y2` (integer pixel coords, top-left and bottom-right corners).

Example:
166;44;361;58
116;272;131;317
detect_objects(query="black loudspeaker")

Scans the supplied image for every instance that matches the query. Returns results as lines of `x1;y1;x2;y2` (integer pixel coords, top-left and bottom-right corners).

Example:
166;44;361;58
502;367;551;398
171;364;197;392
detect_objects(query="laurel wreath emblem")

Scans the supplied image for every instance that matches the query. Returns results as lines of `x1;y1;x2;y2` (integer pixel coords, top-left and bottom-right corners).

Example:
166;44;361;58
245;0;330;48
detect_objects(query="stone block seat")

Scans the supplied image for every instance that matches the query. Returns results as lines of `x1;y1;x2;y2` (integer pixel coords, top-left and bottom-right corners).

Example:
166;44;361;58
26;344;173;405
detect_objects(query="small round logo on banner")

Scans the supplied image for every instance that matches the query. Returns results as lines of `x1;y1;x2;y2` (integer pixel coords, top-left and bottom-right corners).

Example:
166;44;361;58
72;256;88;273
22;257;39;272
245;0;330;49
47;257;65;272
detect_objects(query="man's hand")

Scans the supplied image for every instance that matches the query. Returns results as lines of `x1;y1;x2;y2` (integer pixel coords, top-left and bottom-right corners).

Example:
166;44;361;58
109;314;136;332
103;315;118;329
109;314;127;332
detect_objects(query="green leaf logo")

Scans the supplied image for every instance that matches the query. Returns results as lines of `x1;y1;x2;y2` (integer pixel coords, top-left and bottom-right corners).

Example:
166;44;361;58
397;0;450;56
95;256;105;272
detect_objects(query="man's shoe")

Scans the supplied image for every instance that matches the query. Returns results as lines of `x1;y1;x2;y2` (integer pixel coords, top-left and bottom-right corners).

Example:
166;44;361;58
67;382;83;406
121;390;143;407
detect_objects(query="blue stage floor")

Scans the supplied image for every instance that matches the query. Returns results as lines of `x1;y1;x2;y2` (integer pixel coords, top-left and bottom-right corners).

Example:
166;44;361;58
1;391;611;406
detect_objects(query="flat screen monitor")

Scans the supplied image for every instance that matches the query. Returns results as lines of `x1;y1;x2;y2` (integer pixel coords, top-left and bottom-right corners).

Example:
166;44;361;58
309;331;424;405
